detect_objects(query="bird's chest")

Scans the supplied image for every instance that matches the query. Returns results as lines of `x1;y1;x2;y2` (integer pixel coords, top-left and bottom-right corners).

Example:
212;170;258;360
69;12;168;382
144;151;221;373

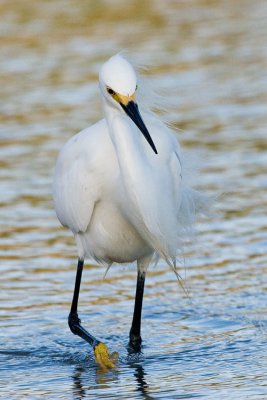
85;200;152;263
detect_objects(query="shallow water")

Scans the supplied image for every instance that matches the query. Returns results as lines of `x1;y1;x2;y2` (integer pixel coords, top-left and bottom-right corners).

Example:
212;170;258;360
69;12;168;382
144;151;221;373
1;0;267;399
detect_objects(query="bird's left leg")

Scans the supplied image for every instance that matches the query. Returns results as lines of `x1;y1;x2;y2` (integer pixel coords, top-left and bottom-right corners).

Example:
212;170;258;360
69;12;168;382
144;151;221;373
129;253;153;351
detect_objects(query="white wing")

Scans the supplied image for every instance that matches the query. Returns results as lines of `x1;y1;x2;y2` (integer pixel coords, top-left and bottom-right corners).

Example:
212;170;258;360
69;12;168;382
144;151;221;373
53;161;96;234
52;123;106;234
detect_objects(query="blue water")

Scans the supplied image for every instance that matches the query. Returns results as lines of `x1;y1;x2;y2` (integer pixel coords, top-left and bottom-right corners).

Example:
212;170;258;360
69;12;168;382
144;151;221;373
1;0;267;398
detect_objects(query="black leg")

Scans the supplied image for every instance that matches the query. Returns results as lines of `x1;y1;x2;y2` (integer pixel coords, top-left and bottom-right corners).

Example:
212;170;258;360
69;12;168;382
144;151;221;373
68;259;117;369
68;259;100;348
129;270;146;350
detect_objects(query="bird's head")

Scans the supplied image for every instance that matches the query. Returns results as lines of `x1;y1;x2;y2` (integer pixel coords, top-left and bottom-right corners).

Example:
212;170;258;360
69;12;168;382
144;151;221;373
99;54;158;154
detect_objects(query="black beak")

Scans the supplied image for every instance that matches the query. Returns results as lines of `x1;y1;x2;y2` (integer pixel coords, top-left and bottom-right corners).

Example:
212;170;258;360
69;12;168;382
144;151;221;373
120;101;158;154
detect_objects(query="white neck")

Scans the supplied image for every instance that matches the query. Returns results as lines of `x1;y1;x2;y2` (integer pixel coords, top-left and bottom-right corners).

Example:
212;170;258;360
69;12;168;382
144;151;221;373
103;101;148;176
102;100;175;260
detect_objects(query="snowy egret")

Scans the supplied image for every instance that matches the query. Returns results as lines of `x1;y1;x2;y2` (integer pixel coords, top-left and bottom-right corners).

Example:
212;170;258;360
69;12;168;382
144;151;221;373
53;54;200;369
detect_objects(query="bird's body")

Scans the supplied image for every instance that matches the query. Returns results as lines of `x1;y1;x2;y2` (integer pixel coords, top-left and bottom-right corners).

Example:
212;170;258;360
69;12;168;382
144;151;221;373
54;118;153;264
53;54;199;368
54;110;183;266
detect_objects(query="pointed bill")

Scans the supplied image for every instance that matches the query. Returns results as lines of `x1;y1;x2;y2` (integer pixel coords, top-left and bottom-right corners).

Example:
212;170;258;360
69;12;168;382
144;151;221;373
119;99;158;155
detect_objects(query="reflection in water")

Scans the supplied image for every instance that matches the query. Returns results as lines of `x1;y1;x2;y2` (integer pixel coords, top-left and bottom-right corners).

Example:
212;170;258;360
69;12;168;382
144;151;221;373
72;367;87;400
1;0;267;398
132;364;153;400
71;361;153;400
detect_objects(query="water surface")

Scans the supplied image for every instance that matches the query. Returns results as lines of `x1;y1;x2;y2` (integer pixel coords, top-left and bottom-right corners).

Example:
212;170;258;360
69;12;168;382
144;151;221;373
1;1;267;399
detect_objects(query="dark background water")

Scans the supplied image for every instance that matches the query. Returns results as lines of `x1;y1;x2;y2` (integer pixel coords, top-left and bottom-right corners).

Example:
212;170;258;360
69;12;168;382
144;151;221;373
1;0;267;398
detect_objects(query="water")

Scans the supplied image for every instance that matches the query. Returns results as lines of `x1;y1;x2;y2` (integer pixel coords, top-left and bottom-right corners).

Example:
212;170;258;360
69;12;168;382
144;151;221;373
1;0;267;398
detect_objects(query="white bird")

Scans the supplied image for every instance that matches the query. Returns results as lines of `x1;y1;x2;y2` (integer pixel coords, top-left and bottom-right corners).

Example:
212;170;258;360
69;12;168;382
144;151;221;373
53;54;200;369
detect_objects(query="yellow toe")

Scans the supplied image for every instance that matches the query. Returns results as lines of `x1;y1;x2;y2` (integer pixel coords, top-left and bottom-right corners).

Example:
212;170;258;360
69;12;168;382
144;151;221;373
94;342;118;370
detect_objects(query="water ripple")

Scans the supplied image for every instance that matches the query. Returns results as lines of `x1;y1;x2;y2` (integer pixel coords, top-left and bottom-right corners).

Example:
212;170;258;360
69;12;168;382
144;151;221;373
1;0;267;398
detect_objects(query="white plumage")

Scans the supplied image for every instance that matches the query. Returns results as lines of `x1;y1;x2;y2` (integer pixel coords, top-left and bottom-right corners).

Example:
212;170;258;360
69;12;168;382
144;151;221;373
53;54;198;273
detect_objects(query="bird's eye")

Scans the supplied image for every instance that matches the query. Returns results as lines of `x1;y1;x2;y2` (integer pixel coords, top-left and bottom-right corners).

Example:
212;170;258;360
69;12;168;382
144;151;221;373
107;87;115;95
135;84;138;91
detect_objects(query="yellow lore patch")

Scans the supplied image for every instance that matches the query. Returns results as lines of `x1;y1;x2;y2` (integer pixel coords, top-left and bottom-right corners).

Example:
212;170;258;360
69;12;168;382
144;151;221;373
116;92;136;105
107;86;136;105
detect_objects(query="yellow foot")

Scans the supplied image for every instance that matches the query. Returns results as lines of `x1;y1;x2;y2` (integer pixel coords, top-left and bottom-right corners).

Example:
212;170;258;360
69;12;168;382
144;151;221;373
94;342;118;370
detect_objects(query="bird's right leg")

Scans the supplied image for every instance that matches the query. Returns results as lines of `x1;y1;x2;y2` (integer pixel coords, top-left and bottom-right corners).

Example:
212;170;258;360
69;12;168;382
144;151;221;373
68;258;117;369
68;259;98;346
